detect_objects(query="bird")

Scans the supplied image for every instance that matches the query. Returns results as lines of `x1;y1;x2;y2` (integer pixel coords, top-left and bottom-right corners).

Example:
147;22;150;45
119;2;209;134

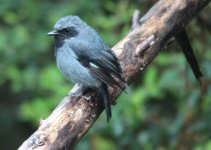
48;16;125;122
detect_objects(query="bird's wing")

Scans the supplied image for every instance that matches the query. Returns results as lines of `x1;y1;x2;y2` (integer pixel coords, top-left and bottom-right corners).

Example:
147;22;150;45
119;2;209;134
70;40;125;89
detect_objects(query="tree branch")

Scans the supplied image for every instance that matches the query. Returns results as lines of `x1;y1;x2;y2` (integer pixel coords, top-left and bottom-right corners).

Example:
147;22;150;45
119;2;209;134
18;0;210;149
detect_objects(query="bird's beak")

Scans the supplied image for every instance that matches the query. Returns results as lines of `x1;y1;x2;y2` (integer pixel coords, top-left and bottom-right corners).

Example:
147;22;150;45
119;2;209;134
47;30;58;36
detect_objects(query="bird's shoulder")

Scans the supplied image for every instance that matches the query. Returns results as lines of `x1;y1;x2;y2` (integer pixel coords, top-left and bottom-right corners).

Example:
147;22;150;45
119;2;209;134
68;36;109;58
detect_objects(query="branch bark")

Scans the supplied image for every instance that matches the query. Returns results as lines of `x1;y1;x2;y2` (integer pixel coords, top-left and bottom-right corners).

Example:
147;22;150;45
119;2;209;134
18;0;210;149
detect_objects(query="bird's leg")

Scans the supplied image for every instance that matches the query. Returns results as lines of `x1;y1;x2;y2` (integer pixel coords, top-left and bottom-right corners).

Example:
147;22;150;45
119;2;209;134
67;84;91;100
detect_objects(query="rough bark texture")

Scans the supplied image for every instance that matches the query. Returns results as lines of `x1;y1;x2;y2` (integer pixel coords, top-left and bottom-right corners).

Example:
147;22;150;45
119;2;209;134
18;0;210;149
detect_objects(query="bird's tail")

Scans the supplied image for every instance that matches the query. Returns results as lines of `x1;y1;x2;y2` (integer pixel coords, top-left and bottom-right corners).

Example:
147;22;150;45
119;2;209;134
175;29;206;94
175;29;203;82
98;83;112;122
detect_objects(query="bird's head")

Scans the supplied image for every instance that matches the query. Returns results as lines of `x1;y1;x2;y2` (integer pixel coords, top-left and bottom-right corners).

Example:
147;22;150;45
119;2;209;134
48;16;86;47
48;16;85;38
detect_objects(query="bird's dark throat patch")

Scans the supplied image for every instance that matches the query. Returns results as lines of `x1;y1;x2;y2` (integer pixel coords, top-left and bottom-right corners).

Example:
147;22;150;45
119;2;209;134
54;28;79;48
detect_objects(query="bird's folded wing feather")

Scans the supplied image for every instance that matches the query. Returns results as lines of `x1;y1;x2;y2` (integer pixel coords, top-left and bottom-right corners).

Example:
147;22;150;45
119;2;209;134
69;40;125;89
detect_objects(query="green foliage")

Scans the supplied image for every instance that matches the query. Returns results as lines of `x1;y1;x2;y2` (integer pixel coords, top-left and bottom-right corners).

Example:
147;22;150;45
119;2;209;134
0;0;211;149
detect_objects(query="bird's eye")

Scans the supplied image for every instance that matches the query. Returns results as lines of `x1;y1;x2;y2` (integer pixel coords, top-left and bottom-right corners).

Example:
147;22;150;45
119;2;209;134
62;28;71;34
59;27;78;37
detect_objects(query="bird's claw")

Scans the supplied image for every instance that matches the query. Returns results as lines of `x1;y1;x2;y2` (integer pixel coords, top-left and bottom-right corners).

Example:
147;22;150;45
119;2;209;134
66;92;81;98
82;95;91;101
66;92;91;101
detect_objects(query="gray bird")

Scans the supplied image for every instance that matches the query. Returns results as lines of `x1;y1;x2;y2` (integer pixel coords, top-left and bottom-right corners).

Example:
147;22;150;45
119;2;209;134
48;16;125;122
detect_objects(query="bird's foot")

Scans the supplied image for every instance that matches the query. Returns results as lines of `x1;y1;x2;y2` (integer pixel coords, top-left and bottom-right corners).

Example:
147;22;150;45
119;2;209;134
66;92;81;98
67;92;91;101
66;84;92;100
82;95;91;101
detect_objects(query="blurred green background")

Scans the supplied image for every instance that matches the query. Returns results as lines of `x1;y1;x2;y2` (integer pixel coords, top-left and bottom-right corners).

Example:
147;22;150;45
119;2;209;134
0;0;211;149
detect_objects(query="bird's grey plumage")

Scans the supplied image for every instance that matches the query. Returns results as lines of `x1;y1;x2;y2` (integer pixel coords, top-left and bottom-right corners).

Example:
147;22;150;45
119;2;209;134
48;16;125;122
